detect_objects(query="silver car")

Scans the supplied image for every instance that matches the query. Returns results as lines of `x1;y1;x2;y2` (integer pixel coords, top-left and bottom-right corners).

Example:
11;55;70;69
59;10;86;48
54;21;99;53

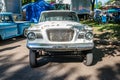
27;10;94;68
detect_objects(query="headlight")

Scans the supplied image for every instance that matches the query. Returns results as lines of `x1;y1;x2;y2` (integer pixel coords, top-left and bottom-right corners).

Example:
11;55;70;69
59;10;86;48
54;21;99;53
85;32;93;40
27;32;36;40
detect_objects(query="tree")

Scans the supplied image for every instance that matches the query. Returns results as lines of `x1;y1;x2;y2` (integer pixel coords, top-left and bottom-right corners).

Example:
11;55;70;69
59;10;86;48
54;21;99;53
22;0;37;5
90;0;95;11
98;1;102;9
106;0;120;6
105;0;115;5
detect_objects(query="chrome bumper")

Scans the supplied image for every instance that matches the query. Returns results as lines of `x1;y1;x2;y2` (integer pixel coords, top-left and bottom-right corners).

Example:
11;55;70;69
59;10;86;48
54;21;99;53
27;43;94;51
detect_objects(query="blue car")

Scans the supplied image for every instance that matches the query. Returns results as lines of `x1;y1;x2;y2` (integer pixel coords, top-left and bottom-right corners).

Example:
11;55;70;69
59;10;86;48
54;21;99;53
0;12;31;40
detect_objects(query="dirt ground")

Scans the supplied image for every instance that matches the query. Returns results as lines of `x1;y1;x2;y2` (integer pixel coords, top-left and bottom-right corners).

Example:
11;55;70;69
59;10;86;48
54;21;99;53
0;32;120;80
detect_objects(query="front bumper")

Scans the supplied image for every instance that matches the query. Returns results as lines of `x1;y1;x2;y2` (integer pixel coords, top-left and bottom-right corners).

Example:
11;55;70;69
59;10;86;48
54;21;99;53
27;43;94;51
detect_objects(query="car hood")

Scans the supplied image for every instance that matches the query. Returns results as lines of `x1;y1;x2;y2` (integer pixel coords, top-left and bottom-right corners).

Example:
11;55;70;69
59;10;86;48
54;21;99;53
28;21;92;31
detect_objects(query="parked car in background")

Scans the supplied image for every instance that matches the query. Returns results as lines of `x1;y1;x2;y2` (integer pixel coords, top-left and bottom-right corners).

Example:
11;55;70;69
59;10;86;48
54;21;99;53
107;9;120;23
0;12;30;40
27;10;94;68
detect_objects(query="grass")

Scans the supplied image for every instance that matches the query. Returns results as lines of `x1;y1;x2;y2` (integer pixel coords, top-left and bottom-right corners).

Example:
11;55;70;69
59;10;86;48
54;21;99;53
81;20;120;41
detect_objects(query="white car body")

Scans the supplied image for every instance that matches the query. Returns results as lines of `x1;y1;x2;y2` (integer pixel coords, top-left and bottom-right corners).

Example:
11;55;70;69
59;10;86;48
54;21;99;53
27;10;94;67
27;10;94;52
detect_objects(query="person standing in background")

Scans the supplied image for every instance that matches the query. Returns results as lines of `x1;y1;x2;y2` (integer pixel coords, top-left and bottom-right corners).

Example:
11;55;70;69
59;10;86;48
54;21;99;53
101;12;107;24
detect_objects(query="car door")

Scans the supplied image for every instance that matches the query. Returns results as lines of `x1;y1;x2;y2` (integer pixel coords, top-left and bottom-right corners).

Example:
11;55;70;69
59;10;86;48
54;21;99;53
0;14;18;40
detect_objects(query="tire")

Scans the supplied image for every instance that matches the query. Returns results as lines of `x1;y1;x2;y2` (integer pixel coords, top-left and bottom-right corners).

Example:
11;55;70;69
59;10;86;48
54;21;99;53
83;53;93;66
23;28;28;37
29;50;37;68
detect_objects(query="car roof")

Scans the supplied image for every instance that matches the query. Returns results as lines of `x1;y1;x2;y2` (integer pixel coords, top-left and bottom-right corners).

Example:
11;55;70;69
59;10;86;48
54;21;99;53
41;10;76;14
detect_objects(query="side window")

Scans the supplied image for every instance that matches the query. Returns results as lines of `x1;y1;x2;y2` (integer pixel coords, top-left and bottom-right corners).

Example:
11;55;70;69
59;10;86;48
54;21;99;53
4;15;13;22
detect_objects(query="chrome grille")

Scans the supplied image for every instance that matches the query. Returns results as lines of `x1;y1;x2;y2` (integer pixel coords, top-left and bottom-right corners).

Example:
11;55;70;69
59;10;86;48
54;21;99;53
47;29;74;41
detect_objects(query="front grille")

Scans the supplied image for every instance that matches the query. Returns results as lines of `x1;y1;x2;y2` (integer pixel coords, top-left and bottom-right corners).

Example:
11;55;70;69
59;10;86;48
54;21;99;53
47;29;74;41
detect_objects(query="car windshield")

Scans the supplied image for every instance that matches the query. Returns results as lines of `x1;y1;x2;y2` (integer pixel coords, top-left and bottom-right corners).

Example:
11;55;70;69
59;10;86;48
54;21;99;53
40;11;79;22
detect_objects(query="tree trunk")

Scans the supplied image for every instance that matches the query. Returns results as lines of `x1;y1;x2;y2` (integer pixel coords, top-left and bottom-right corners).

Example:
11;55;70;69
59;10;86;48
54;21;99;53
90;0;95;11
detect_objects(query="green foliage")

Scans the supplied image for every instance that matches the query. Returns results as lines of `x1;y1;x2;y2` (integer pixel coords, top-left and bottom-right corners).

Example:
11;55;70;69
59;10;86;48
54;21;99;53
94;1;102;9
98;24;120;40
81;20;120;41
98;1;102;8
22;0;37;5
105;0;115;5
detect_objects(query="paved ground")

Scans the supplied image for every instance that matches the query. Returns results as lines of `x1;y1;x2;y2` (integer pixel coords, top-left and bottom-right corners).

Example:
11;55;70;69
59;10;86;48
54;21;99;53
0;36;120;80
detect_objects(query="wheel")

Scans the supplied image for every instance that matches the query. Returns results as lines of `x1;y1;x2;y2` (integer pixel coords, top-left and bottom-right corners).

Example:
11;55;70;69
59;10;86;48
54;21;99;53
23;28;28;37
29;50;37;68
83;53;93;66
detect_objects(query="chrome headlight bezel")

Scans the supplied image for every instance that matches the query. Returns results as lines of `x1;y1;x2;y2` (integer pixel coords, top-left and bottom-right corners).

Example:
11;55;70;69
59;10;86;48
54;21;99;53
85;32;93;40
27;32;36;40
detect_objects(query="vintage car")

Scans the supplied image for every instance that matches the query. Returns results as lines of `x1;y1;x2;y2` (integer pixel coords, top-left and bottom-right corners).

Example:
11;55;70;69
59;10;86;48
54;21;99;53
27;10;94;67
0;12;30;40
